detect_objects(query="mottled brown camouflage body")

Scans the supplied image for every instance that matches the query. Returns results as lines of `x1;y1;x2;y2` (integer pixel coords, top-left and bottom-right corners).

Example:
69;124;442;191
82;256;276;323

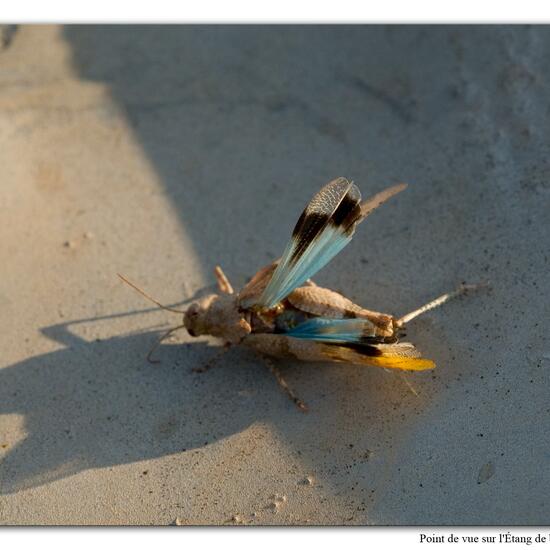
183;264;400;350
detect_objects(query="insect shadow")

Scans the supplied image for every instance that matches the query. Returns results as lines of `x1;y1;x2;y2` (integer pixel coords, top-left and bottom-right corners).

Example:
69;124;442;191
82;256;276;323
3;26;452;503
0;302;438;496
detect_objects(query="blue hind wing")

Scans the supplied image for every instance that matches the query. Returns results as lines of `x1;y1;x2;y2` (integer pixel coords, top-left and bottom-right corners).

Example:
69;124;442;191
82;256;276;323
256;178;362;308
285;317;377;343
260;229;353;308
249;179;407;310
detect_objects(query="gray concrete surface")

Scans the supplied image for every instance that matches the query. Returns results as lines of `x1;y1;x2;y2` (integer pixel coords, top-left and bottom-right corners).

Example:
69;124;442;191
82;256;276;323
0;25;549;525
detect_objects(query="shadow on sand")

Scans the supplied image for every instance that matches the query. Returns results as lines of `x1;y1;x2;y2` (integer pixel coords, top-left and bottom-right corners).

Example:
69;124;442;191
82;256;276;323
2;27;447;516
0;305;436;497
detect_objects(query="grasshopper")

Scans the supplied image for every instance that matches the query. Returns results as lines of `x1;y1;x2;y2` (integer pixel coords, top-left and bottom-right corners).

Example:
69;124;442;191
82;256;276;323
120;177;478;411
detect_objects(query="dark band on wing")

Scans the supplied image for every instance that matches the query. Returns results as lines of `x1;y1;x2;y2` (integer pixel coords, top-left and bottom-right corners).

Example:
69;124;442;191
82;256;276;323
289;210;331;264
324;340;422;358
289;180;362;265
330;187;362;233
360;335;400;345
347;341;422;357
340;342;388;356
252;178;407;310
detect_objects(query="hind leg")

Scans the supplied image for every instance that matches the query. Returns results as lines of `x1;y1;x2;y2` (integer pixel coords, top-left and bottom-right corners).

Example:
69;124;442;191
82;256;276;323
398;282;487;325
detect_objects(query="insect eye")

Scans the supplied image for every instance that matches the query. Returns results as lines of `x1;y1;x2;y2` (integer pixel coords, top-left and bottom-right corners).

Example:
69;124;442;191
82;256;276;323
186;304;199;317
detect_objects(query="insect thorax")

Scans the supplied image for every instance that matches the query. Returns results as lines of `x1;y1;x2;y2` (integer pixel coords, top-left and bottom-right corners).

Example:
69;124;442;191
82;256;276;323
247;301;311;335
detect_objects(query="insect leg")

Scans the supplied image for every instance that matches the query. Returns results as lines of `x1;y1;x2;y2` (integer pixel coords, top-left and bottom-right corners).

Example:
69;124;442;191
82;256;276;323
192;342;232;373
214;265;234;295
397;282;488;325
264;358;308;412
147;324;186;364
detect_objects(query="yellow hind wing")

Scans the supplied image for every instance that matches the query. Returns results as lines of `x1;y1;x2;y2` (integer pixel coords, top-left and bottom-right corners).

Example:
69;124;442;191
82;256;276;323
358;355;435;371
321;342;436;371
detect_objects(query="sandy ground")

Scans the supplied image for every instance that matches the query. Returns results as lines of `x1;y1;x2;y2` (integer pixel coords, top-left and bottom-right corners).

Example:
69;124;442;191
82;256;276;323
0;25;549;525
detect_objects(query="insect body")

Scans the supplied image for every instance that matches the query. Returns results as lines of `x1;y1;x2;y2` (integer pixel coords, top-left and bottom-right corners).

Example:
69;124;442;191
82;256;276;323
121;177;478;410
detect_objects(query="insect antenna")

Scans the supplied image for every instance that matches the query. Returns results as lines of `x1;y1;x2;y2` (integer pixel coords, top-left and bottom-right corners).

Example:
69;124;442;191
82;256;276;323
117;273;186;314
118;273;188;363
